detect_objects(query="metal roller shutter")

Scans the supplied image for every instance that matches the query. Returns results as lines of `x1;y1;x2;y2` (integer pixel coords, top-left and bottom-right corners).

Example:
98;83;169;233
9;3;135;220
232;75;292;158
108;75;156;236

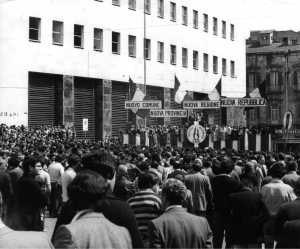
146;85;164;126
74;77;96;140
112;82;129;136
28;72;61;127
170;88;182;126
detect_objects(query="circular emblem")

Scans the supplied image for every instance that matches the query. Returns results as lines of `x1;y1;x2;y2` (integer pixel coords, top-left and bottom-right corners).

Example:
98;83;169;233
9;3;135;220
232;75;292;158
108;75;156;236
187;122;207;145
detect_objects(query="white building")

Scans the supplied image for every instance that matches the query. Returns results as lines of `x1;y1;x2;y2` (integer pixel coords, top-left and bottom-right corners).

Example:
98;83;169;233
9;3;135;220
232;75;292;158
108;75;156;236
0;0;246;139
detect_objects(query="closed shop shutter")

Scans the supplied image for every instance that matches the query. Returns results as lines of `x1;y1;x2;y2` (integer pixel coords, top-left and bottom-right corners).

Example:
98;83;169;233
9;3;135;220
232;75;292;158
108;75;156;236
146;85;164;126
28;72;61;127
170;89;182;126
112;81;129;136
74;77;96;140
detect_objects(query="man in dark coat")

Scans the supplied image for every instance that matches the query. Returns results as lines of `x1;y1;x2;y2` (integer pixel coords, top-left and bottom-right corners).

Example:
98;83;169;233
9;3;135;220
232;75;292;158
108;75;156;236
149;179;213;249
227;174;270;247
211;158;242;248
274;178;300;248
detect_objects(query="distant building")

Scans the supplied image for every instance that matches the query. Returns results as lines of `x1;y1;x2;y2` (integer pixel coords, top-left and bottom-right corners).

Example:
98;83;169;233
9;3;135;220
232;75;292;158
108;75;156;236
246;29;300;151
0;0;245;140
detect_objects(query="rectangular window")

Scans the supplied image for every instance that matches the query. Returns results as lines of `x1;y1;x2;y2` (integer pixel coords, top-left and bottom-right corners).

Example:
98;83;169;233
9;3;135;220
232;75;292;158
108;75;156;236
128;35;136;57
112;31;120;54
248;72;256;90
52;20;63;45
270;71;279;90
231;24;235;41
203;14;208;32
170;45;176;65
74;24;84;48
158;0;164;18
213;56;218;74
112;0;120;6
144;0;151;14
144;38;151;60
128;0;136;10
94;28;103;51
230;60;235;77
213;17;218;35
222;58;227;76
182;6;188;26
157;41;164;63
249;109;256;121
193;10;198;29
203;53;209;72
222;20;226;38
271;107;280;122
193;50;199;70
29;17;41;42
170;2;176;22
182;48;188;68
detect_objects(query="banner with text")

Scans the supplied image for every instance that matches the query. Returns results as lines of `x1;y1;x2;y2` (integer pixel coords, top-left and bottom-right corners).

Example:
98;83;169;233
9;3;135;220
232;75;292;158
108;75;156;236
150;109;188;118
183;100;221;109
125;100;162;109
183;98;266;109
221;98;266;107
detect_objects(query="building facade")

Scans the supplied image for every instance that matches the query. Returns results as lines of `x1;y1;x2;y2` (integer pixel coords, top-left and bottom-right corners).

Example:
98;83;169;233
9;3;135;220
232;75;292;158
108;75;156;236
0;0;245;139
247;30;300;151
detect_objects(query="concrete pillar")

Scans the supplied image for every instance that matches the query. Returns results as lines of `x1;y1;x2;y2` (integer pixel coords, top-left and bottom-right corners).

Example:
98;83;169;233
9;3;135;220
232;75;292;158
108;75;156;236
164;88;171;126
102;79;112;139
62;75;74;128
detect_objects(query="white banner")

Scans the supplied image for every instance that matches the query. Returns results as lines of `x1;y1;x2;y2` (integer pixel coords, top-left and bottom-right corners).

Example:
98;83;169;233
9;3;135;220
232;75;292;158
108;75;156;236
183;98;266;109
150;109;187;118
125;100;162;109
183;100;220;109
221;98;266;107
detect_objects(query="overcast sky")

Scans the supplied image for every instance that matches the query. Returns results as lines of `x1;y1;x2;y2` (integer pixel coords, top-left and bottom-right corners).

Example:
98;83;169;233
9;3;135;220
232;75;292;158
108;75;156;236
215;0;300;38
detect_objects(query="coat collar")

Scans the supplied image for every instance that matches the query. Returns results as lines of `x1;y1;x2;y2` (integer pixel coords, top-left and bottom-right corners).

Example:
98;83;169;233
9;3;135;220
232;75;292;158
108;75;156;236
164;205;186;214
71;210;105;223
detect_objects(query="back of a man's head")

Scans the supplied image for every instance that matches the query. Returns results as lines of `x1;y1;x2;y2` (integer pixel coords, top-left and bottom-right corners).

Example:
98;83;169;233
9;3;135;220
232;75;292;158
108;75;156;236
192;159;202;172
216;159;234;175
287;161;298;172
269;162;286;179
82;151;115;180
68;154;82;170
162;178;187;206
138;171;159;190
68;170;108;211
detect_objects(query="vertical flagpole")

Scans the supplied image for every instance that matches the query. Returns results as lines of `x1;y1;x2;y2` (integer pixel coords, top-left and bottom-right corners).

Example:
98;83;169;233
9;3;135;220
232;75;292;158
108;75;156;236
143;0;147;128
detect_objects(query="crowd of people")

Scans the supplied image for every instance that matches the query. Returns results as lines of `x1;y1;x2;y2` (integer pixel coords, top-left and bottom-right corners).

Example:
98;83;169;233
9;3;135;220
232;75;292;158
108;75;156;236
0;124;300;248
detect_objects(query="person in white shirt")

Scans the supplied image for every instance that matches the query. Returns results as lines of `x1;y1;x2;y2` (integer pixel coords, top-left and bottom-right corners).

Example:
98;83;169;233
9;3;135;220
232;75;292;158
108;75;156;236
48;154;64;217
62;154;81;203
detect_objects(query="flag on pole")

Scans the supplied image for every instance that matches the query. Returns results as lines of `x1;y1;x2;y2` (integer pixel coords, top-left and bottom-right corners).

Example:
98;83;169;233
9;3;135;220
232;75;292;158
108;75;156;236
174;75;188;104
208;77;222;100
128;77;149;118
129;77;145;114
246;78;267;99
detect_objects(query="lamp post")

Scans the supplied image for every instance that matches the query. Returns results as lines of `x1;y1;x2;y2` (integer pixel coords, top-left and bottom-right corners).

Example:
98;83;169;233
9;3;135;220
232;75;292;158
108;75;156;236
284;49;291;152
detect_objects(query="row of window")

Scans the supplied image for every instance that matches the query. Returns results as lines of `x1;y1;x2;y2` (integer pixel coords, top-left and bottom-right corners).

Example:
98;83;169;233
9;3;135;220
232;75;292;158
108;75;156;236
29;17;236;76
96;0;235;40
249;108;280;122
